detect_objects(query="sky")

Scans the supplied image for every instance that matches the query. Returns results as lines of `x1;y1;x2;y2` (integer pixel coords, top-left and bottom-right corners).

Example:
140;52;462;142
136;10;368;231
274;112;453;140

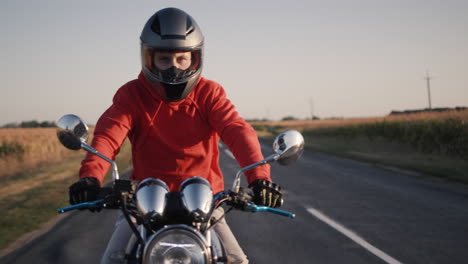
1;0;467;125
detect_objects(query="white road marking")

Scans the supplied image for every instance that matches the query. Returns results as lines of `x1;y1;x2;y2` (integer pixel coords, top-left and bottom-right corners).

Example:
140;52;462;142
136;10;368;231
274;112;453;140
221;141;401;263
224;148;235;160
221;142;399;262
306;207;402;264
219;142;235;160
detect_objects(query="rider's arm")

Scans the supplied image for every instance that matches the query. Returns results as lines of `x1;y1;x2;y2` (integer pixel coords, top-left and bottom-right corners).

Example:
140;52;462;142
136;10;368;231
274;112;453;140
79;85;134;184
202;82;271;184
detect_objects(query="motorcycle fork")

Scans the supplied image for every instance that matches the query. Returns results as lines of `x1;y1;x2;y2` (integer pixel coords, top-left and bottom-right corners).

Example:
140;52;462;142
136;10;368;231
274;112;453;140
124;225;146;263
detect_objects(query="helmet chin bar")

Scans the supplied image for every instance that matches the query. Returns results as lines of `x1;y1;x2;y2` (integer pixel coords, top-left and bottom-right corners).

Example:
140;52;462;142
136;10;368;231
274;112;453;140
142;67;201;102
163;82;187;101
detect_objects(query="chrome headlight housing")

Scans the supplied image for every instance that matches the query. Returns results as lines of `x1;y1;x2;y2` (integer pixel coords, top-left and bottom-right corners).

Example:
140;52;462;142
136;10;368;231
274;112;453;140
136;178;169;219
180;177;213;222
143;225;210;264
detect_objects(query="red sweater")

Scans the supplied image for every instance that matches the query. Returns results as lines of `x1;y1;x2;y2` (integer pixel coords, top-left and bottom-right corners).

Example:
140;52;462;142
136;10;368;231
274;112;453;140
79;72;270;193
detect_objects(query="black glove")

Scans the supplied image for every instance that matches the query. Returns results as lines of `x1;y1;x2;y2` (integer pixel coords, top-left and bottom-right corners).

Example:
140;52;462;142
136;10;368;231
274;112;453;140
248;179;283;208
69;177;101;206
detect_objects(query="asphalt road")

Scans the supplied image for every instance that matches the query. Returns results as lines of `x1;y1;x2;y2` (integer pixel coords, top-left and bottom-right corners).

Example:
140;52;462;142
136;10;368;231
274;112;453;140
2;143;468;263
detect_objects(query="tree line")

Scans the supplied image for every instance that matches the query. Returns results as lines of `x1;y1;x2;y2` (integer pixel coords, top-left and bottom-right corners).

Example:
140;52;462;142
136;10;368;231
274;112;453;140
1;120;56;128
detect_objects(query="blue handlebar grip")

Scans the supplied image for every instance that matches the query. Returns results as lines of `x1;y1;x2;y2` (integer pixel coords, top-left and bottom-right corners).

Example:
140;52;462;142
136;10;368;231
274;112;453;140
57;199;105;214
246;203;296;219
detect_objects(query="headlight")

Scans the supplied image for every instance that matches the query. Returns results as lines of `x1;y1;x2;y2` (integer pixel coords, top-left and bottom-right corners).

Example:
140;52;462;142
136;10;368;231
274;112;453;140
136;178;169;218
143;225;210;264
180;177;213;222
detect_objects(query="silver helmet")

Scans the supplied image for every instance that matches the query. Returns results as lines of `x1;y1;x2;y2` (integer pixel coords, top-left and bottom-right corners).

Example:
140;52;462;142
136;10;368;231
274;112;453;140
140;8;204;101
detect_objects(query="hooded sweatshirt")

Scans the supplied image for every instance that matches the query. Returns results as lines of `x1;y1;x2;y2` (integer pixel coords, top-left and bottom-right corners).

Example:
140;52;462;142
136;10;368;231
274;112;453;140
79;72;270;194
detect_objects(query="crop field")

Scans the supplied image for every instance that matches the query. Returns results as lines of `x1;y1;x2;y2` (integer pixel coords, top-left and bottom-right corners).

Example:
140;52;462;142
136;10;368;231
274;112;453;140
251;109;468;182
251;109;468;133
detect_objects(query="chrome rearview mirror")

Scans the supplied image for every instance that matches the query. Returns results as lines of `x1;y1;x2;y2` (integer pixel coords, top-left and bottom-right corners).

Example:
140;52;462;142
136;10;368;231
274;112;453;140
56;114;120;180
57;114;89;150
272;130;305;165
232;129;305;193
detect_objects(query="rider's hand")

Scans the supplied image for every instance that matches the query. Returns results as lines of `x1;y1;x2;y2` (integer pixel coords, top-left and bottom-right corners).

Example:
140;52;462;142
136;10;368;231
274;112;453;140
69;177;101;207
248;179;283;208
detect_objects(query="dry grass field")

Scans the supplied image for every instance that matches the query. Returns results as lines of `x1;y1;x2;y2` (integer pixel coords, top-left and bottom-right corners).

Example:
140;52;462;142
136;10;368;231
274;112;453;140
0;127;86;180
0;127;132;253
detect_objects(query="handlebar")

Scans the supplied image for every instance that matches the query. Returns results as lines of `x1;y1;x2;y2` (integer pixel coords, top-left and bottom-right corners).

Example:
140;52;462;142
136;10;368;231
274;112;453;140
57;199;105;213
245;203;296;219
216;190;296;219
57;191;296;219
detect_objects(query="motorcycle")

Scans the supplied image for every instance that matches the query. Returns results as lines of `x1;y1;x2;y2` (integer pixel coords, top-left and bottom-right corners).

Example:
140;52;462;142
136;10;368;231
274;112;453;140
56;114;304;264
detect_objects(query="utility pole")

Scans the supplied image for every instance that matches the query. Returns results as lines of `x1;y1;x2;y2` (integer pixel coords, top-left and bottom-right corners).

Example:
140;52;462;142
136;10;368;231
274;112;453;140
424;70;432;110
309;97;314;119
265;108;270;121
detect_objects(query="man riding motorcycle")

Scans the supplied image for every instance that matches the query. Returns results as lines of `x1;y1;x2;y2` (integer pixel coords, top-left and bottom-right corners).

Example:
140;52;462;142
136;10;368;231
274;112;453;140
68;7;282;264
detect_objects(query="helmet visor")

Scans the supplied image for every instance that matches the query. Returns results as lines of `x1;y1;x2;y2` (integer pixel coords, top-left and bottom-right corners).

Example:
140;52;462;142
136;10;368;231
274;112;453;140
142;45;202;84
